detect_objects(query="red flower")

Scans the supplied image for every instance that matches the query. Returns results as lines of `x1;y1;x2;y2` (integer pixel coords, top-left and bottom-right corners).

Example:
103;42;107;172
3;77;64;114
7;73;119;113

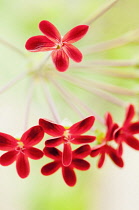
115;104;139;155
0;126;44;178
90;113;124;168
25;20;89;72
39;116;95;167
41;145;91;187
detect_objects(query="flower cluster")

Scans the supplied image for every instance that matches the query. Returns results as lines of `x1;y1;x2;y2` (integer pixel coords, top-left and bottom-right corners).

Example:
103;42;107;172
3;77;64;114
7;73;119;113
0;105;139;186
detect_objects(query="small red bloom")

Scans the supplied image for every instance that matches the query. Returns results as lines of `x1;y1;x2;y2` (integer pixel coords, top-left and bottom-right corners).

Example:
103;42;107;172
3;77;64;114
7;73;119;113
25;20;89;72
39;116;95;167
41;145;91;187
0;126;44;178
90;113;124;168
115;104;139;155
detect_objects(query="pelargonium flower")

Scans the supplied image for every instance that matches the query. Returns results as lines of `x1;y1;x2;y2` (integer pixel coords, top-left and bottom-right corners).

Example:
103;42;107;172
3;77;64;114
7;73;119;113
115;104;139;155
90;113;124;168
25;20;89;72
39;116;95;167
0;126;44;178
41;144;91;187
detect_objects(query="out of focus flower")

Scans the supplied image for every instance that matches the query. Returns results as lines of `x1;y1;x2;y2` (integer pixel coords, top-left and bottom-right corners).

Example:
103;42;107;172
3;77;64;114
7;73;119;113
39;116;95;166
90;113;124;168
25;20;89;72
0;126;44;178
41;144;91;187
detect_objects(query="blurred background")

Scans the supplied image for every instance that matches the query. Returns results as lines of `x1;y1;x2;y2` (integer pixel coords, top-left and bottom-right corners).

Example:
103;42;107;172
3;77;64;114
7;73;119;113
0;0;139;209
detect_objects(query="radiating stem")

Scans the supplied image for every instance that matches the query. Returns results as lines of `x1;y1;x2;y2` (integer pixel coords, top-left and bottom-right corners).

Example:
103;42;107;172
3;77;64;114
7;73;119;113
82;28;139;54
0;71;27;94
50;77;85;118
24;80;34;131
58;74;127;108
83;0;119;25
0;37;27;58
41;79;61;124
35;52;51;72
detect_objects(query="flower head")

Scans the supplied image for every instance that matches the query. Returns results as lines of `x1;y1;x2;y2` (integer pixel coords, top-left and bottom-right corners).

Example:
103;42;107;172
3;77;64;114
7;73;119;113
0;126;44;178
25;20;89;72
41;144;91;187
90;113;124;168
115;104;139;155
39;116;95;167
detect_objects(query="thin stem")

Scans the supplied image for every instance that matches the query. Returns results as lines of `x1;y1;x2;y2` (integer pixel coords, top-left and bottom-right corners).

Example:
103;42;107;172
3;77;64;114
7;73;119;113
50;77;85;118
75;59;137;67
58;74;127;108
0;71;27;94
23;80;34;131
0;37;27;58
82;28;139;54
83;0;119;25
41;79;61;124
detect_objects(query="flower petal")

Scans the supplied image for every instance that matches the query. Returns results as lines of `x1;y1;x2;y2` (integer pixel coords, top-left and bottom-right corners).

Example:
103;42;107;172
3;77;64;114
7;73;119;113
63;44;82;62
62;166;76;187
41;161;61;175
72;159;90;170
105;112;113;128
123;104;135;126
0;133;17;151
62;25;89;43
127;122;139;134
98;153;105;168
62;143;72;166
73;144;91;158
108;146;124;167
39;20;61;43
25;147;43;160
43;147;62;160
51;49;69;72
39;118;65;136
72;135;96;144
125;135;139;150
117;142;123;156
0;150;18;166
69;116;95;135
16;153;30;178
45;137;63;147
25;35;56;52
21;126;44;147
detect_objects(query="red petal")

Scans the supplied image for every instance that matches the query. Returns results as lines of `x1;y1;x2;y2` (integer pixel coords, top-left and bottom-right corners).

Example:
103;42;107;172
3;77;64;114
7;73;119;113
125;135;139;150
51;49;69;72
69;116;95;135
123;104;135;126
106;123;119;141
62;143;72;166
62;25;89;43
0;150;18;166
21;126;44;147
25;147;43;159
72;135;96;144
25;35;55;52
90;148;101;157
117;142;123;156
39;20;61;43
63;44;82;62
98;153;105;168
43;147;62;160
0;133;17;151
73;144;91;158
72;159;90;170
127;122;139;134
45;137;63;147
41;161;61;175
62;166;76;187
108;146;124;167
39;118;65;137
16;153;30;178
105;112;113;128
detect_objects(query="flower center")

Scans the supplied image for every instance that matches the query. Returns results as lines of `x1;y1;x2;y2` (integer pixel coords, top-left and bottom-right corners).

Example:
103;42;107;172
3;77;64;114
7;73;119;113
56;42;64;49
15;141;25;153
63;130;71;142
